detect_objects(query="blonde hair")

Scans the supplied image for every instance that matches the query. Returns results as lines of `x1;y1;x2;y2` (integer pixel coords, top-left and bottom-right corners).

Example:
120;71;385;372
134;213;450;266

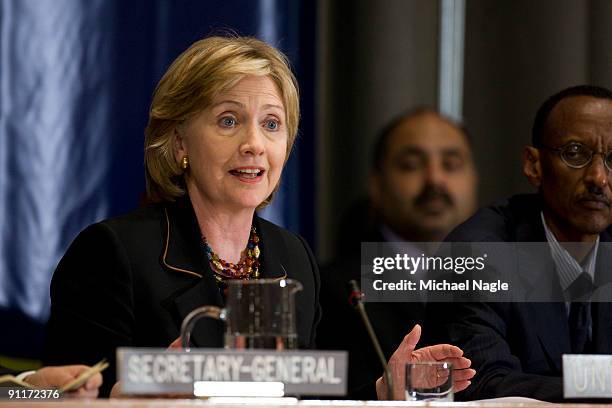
144;36;300;205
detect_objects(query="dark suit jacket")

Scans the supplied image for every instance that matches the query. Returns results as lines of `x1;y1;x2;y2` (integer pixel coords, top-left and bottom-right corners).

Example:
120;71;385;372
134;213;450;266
429;194;612;402
43;197;320;397
317;226;426;399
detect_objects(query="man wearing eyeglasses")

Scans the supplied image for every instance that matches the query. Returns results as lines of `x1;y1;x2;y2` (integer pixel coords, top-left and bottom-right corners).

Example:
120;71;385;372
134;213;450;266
430;85;612;402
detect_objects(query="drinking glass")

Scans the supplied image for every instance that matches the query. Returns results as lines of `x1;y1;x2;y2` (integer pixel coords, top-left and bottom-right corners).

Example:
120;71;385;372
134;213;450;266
405;362;453;401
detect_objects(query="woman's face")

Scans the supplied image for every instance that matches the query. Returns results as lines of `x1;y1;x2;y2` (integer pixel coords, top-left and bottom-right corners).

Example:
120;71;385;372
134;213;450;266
176;75;288;211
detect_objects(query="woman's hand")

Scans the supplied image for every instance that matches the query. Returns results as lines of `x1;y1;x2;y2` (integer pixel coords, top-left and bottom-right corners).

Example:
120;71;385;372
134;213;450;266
110;381;122;398
375;324;476;400
168;337;183;350
24;365;102;398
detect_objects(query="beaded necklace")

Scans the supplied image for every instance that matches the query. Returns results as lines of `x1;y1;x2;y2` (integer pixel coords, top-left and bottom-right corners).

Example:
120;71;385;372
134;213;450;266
202;226;261;283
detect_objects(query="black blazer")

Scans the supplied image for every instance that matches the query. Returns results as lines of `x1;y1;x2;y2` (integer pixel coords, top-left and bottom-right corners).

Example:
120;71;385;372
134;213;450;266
43;197;320;397
429;194;612;402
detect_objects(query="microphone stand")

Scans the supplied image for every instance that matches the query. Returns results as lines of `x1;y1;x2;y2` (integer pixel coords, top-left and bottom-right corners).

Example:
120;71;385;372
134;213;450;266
348;280;394;400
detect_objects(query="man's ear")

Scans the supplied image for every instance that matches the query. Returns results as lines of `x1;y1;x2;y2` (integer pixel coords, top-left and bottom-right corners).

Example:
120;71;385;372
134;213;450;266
523;146;542;188
173;127;187;164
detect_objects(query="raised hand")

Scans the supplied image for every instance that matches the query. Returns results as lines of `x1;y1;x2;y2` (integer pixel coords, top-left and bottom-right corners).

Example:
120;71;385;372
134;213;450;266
376;324;476;400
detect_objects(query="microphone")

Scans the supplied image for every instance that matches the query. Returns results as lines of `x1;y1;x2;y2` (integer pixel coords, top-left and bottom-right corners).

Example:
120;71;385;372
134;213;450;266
347;280;394;400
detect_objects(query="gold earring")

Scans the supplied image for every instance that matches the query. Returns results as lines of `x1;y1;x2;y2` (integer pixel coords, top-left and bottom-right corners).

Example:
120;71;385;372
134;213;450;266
181;156;189;170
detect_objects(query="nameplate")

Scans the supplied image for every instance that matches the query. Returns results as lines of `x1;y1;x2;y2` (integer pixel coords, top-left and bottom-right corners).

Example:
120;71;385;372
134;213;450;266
117;348;347;396
563;354;612;398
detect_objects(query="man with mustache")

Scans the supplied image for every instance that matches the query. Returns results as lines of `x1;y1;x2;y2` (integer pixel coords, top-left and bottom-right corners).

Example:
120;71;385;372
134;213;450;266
317;108;478;398
368;108;478;243
434;85;612;401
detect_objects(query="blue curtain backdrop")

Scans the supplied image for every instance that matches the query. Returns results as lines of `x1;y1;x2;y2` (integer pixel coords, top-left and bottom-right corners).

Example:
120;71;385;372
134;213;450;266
0;0;316;358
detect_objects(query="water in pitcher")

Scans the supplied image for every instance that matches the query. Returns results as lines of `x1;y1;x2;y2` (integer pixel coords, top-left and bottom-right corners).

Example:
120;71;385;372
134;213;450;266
225;333;298;350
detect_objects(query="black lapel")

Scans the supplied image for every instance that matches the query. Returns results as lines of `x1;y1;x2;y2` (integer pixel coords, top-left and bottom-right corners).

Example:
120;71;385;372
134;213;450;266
172;279;225;348
514;199;564;301
592;231;612;352
525;302;569;372
515;198;569;371
161;198;224;347
591;302;612;353
161;198;206;278
255;215;290;280
515;244;561;300
515;246;569;368
594;230;612;291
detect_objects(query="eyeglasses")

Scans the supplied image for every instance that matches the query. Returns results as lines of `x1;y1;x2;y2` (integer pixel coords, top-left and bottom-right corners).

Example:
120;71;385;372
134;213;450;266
538;142;612;171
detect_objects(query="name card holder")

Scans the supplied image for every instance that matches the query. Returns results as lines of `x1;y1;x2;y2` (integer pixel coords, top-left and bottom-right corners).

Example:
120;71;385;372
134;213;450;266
117;348;348;397
563;354;612;399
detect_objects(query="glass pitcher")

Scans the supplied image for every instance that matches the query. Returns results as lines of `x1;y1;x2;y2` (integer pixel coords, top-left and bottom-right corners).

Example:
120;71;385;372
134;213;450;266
181;278;303;350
